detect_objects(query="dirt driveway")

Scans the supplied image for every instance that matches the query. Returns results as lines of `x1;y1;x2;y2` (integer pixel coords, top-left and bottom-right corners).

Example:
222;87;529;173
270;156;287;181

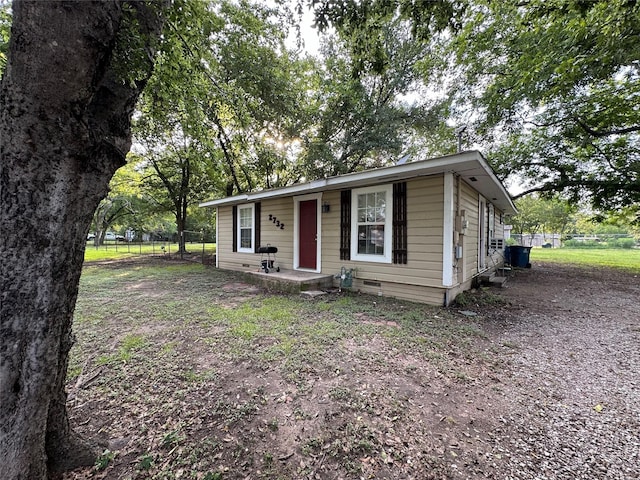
479;262;640;479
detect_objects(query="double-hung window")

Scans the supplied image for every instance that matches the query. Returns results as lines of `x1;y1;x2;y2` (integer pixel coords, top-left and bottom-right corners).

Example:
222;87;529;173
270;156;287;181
351;185;392;263
237;204;255;253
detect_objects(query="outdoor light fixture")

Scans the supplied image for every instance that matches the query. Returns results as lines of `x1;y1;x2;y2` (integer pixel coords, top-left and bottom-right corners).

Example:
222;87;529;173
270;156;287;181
322;202;330;213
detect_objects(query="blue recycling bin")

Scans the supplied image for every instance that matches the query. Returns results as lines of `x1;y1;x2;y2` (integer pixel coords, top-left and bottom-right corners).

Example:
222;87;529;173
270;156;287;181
508;245;532;268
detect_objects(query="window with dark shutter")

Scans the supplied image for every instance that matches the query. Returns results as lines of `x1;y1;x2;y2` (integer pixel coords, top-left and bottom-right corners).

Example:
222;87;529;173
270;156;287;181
340;190;351;260
232;205;238;252
254;202;261;253
392;182;407;264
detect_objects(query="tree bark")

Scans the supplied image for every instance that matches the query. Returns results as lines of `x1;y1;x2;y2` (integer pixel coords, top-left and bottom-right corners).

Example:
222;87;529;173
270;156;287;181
0;2;164;479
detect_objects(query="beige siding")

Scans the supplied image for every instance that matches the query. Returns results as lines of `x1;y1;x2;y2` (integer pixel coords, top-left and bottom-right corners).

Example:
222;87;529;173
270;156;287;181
214;172;504;306
258;197;294;268
217;198;295;271
459;180;480;282
350;278;447;306
216;205;234;267
493;208;506;241
487;206;507;267
318;189;341;266
456;181;508;283
320;176;444;288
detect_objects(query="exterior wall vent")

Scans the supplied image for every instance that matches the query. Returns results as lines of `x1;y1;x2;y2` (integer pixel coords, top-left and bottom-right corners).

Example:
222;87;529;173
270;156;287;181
489;239;505;250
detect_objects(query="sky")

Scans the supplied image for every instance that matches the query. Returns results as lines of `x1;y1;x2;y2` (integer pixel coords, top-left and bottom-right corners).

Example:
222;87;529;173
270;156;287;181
286;3;322;55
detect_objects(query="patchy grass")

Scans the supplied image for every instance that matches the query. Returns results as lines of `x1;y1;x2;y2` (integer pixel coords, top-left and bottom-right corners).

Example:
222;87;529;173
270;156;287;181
83;242;216;262
529;247;640;273
454;287;507;309
65;258;504;480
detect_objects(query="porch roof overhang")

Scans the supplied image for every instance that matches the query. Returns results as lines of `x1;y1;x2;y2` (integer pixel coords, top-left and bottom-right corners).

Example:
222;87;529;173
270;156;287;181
199;150;517;215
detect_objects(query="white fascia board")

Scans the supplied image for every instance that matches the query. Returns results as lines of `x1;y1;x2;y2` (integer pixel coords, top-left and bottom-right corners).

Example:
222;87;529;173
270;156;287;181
325;151;483;189
198;151;516;213
476;159;518;215
249;179;327;201
199;194;249;208
199;180;328;208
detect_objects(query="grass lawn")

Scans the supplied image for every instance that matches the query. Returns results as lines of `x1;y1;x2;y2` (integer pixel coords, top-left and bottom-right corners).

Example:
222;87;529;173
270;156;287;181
67;259;499;479
65;244;640;479
84;242;216;262
529;246;640;274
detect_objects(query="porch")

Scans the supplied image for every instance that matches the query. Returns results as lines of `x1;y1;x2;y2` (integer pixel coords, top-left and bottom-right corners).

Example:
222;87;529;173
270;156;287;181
238;268;335;294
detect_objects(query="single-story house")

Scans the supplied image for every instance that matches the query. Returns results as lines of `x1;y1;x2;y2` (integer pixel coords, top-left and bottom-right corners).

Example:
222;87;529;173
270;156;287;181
200;150;517;306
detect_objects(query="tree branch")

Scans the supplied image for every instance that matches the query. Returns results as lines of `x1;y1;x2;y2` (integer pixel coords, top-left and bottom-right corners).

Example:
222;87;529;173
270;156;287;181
574;116;640;138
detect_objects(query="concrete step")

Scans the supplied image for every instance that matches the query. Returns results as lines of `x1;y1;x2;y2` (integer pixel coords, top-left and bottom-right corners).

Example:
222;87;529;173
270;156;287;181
488;276;508;287
479;272;495;283
498;266;512;276
479;272;508;288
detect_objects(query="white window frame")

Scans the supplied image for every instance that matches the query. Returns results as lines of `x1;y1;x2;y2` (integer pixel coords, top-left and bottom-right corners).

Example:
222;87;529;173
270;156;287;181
351;185;393;264
237;203;255;253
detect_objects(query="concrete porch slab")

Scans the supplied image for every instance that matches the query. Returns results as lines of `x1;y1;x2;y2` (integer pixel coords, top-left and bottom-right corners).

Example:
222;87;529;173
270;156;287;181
239;268;334;294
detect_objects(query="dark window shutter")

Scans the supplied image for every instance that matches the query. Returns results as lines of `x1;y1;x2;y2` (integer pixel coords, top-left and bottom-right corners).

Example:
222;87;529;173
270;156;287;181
254;202;261;253
340;190;351;260
392;182;407;264
232;205;237;252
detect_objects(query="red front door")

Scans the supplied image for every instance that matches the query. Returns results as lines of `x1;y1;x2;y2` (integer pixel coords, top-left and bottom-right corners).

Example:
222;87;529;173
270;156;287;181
299;199;317;269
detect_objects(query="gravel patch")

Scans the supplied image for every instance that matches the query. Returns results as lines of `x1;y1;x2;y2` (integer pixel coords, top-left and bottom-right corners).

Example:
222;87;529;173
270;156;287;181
484;262;640;480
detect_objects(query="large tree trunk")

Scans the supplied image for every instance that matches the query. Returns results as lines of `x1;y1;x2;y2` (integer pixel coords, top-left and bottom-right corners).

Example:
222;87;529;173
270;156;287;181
0;2;164;479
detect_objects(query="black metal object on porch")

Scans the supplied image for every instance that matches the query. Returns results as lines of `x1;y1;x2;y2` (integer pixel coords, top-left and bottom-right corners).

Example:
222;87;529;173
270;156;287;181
258;245;279;273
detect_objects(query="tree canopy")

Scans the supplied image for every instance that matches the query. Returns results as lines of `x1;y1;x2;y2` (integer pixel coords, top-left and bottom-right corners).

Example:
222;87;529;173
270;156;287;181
132;0;453;205
510;194;576;240
132;0;311;250
309;1;639;212
442;0;640;210
300;19;444;178
3;0;638;218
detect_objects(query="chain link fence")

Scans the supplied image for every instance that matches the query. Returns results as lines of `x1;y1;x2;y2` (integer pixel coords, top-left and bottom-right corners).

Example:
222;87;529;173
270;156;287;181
85;230;216;263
